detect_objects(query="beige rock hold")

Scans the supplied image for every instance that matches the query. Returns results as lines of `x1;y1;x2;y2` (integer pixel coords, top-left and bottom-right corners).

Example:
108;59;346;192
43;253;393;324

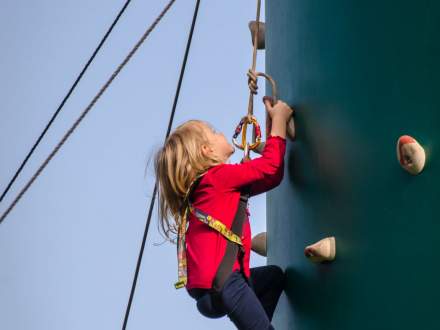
251;232;267;257
397;135;426;175
249;21;265;50
252;117;296;155
304;236;336;263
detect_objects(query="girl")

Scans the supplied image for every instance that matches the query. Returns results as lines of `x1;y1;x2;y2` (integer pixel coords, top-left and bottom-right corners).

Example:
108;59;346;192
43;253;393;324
154;97;293;329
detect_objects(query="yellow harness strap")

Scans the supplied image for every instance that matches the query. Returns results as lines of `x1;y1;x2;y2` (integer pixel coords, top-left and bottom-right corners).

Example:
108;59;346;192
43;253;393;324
174;204;244;289
174;172;245;289
189;205;243;245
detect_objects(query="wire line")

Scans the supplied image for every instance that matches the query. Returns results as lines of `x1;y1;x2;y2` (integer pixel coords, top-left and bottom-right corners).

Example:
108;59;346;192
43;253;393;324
0;0;132;205
121;1;201;328
0;0;177;224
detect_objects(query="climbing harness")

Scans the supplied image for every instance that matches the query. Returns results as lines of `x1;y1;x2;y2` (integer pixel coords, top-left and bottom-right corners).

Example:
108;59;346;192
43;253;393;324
174;172;207;289
174;172;250;292
189;206;243;246
211;186;250;292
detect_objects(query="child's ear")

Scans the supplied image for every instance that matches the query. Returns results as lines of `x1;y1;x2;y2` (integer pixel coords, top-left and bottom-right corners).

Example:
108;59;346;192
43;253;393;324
201;144;211;157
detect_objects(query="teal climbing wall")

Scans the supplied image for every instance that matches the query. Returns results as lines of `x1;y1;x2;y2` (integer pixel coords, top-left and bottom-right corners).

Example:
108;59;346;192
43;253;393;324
265;1;440;329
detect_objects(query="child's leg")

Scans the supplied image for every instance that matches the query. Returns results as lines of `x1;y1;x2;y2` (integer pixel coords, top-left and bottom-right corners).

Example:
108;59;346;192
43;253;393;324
188;288;227;319
249;265;286;321
220;270;274;330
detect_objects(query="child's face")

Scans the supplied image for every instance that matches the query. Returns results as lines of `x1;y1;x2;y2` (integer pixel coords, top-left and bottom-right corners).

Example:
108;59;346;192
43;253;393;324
202;124;235;163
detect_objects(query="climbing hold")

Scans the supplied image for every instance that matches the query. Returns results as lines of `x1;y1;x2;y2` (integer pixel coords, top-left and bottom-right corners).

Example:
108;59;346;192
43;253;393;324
397;135;426;175
304;237;336;263
252;95;296;157
251;232;267;256
252;119;296;156
287;115;296;140
251;96;296;155
249;21;265;50
262;95;296;141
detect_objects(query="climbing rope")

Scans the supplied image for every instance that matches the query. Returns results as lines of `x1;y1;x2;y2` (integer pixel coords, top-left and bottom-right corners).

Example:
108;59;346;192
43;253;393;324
232;0;262;161
0;0;133;205
232;0;280;160
248;0;262;116
121;0;201;328
0;0;176;225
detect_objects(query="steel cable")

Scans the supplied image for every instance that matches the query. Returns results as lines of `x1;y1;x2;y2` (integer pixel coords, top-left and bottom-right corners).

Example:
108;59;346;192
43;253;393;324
121;1;201;328
0;0;133;205
0;0;177;224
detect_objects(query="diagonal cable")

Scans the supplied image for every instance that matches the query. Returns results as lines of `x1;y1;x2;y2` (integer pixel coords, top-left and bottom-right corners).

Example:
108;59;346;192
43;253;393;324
121;0;201;328
0;0;132;205
0;0;177;224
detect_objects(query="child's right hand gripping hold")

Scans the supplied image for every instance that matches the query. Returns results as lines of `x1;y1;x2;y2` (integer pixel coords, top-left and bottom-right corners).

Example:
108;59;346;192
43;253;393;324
213;98;292;196
262;96;294;139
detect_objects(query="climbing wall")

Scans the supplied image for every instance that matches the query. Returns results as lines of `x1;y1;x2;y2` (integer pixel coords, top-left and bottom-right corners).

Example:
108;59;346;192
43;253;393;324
265;1;440;329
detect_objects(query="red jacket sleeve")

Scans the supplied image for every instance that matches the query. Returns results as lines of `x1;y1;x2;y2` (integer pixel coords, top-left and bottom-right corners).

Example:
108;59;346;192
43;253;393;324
212;135;286;194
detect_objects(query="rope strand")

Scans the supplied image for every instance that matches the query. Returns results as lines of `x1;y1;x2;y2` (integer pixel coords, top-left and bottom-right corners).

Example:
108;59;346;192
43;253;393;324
0;0;177;224
121;0;201;328
0;0;132;205
247;0;261;117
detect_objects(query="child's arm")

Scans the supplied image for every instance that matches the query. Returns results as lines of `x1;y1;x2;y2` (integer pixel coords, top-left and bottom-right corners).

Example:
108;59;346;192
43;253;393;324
214;135;285;192
248;136;285;196
213;99;292;193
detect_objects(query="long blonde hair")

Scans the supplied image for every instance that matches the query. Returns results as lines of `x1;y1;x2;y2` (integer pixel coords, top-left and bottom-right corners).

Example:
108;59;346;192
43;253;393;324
154;120;223;244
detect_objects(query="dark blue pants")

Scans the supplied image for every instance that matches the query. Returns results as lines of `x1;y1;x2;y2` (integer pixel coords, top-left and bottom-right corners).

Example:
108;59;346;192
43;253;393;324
187;265;286;329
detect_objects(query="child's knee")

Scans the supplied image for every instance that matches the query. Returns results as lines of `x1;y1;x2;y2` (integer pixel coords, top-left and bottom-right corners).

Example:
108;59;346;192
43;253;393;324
268;265;286;287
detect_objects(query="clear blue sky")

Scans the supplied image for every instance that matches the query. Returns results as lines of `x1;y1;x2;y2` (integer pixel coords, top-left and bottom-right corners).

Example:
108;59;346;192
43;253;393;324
0;1;269;329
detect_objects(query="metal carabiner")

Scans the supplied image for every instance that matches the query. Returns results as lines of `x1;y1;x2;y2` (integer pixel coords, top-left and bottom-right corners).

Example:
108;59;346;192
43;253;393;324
243;142;250;162
232;115;262;151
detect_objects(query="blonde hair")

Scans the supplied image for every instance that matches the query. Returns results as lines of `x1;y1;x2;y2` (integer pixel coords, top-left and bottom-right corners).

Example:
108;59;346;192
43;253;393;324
154;120;223;244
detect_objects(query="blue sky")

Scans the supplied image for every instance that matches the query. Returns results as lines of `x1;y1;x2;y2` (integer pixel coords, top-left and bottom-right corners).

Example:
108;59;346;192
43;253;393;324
0;1;268;329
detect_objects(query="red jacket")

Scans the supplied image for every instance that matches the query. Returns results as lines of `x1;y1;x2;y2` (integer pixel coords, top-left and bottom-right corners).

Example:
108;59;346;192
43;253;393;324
185;135;286;289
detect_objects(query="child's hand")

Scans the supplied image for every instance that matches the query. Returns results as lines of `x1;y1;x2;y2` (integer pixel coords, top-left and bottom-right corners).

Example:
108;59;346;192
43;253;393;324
263;96;293;122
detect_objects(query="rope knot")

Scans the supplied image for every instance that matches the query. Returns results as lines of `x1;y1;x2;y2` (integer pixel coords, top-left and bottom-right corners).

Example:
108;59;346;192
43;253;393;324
247;69;258;95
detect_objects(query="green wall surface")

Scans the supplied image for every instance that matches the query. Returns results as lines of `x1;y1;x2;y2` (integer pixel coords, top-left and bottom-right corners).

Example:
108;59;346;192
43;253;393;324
265;1;439;329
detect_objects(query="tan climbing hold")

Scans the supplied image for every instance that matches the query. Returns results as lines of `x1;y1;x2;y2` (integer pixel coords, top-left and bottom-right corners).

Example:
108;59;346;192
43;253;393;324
287;117;296;140
252;116;296;155
304;236;336;263
397;135;426;175
251;232;267;257
249;21;265;50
